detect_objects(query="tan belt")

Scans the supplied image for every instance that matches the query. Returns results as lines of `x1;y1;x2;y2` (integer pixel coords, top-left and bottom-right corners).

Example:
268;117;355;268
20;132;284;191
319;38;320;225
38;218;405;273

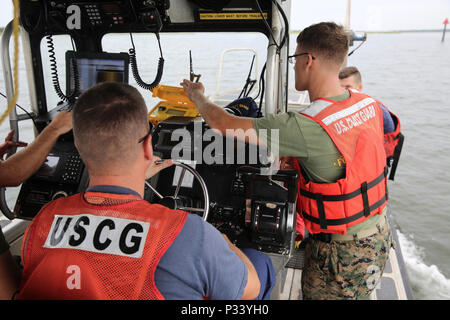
309;215;388;242
327;215;388;241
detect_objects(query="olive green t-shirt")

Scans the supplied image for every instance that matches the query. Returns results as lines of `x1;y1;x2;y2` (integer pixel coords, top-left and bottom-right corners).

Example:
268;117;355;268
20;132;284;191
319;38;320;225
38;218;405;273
253;92;385;235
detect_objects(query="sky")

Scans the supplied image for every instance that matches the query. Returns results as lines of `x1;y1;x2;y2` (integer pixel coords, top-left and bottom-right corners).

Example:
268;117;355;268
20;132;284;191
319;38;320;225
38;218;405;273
0;0;449;31
290;0;450;31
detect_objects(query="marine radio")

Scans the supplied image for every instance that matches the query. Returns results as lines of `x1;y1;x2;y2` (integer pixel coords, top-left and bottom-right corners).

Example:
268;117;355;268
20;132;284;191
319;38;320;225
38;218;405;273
20;0;171;35
14;136;89;220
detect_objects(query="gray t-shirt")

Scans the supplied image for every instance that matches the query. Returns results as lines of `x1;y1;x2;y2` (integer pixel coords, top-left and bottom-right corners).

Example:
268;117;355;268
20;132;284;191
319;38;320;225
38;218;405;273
155;214;248;299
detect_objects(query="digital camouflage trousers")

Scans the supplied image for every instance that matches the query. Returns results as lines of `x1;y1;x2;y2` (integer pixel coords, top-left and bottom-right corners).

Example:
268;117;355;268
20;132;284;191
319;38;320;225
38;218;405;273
301;217;394;300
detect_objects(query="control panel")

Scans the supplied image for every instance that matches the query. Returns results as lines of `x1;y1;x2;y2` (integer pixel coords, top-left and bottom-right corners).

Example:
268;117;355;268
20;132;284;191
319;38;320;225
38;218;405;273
60;154;84;184
20;0;171;35
14;139;89;220
149;117;298;254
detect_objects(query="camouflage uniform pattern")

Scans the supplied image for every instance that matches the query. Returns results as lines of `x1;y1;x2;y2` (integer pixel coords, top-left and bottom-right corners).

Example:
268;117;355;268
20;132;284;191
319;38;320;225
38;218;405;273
301;216;393;300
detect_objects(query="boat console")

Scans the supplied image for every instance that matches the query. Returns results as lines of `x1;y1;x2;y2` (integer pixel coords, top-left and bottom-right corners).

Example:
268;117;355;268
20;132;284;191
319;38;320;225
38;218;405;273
3;0;296;259
150;116;298;254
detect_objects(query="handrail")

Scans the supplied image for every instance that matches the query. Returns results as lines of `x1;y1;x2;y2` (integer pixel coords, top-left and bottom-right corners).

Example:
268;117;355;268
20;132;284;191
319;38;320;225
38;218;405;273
264;1;282;115
214;48;259;100
0;21;18;219
1;21;19;145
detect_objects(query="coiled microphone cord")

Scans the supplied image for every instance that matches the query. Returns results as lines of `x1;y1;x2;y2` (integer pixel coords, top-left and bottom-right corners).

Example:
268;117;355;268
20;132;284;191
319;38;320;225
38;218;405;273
129;32;164;91
46;35;79;102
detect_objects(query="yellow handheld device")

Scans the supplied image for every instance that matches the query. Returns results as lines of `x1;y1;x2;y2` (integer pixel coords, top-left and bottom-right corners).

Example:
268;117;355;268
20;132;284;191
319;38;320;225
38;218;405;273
148;85;200;127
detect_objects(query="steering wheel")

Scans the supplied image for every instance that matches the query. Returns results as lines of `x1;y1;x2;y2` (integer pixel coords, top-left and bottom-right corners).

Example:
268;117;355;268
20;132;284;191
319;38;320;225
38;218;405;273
0;187;14;220
145;161;210;221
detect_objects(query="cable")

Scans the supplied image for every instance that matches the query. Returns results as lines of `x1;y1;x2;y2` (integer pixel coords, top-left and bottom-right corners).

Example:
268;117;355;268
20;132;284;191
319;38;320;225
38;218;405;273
255;0;289;52
46;35;79;102
0;92;37;129
271;0;289;50
127;0;165;91
255;0;279;49
348;39;366;56
256;63;266;117
253;1;290;114
254;61;265;101
129;33;165;91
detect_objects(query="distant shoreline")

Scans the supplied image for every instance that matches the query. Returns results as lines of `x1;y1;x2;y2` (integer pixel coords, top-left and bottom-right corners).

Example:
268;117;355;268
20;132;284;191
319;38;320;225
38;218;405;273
291;29;445;34
366;29;444;34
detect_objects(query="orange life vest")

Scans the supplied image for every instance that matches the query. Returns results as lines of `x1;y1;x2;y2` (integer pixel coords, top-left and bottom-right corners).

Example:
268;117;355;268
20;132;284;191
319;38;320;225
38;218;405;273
293;91;388;235
380;102;402;159
17;192;188;300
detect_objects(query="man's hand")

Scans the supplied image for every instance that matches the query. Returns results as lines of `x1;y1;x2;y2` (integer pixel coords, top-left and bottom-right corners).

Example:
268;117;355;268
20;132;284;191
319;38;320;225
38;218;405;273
47;110;73;135
145;156;174;180
0;130;27;160
0;111;74;187
180;79;260;144
279;156;296;170
180;79;205;103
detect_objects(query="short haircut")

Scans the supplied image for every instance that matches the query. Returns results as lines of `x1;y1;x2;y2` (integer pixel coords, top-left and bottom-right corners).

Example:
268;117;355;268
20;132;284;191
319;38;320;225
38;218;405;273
72;82;149;172
339;66;362;84
296;22;349;66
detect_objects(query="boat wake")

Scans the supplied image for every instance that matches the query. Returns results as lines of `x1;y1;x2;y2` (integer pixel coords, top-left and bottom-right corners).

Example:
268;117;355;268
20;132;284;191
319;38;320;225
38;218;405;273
397;231;450;300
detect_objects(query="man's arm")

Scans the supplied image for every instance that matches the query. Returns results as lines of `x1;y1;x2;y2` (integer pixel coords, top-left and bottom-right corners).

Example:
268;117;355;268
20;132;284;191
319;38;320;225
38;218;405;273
0;110;73;187
180;80;261;145
378;103;395;133
221;234;261;300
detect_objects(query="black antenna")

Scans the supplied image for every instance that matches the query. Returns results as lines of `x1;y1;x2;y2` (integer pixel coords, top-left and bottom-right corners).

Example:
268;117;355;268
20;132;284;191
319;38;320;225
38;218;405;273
238;55;257;99
189;50;201;82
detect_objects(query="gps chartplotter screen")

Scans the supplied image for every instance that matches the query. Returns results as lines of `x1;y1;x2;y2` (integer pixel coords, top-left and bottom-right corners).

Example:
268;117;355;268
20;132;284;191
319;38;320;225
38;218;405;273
66;51;129;96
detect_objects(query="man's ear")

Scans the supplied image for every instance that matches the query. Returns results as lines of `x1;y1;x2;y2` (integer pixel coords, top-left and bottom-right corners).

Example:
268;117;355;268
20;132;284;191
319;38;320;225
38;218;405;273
306;53;315;67
143;135;153;161
358;83;363;91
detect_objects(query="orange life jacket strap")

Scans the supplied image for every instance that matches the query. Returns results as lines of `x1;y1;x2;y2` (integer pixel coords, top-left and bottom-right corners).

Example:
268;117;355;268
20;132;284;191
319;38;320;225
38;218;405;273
302;193;387;228
301;167;388;229
388;132;405;181
300;167;388;202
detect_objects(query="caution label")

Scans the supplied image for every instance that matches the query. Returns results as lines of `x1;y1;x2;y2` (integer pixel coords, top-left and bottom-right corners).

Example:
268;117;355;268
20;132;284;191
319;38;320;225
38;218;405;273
199;12;268;20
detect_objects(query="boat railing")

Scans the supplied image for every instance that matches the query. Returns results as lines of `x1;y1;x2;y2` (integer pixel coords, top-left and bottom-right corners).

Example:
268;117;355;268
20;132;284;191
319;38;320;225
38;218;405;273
0;20;34;240
213;48;260;101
